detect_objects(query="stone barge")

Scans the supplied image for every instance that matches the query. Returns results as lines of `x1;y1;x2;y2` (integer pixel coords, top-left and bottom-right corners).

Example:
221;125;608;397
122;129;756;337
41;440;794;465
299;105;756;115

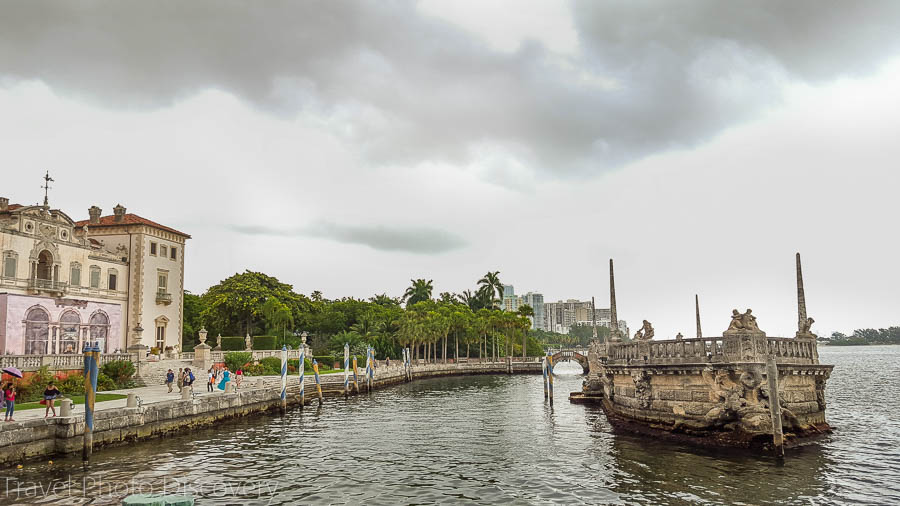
571;254;834;451
0;360;541;468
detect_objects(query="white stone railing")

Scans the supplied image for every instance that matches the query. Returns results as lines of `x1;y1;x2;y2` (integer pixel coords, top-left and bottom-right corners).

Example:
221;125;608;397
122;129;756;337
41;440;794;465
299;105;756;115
606;335;818;366
0;353;137;372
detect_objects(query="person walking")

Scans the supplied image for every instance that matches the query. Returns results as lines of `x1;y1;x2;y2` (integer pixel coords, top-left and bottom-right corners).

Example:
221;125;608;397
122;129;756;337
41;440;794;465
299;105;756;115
165;369;175;393
184;368;195;391
3;383;15;422
43;382;61;418
207;367;215;393
235;367;243;389
177;367;184;393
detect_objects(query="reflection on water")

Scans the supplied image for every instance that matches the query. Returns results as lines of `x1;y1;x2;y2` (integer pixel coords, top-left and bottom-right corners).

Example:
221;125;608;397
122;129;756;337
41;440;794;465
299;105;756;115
1;346;898;505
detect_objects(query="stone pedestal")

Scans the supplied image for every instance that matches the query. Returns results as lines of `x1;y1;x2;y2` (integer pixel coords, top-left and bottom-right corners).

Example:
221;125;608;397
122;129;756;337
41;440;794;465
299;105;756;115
722;330;768;362
127;343;148;377
127;393;137;408
59;398;73;417
193;343;212;371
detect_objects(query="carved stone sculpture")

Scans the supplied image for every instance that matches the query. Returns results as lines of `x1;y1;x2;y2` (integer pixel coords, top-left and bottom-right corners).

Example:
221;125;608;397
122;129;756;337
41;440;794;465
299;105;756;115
796;317;817;339
725;309;764;335
245;333;252;351
631;370;652;409
641;320;654;340
675;332;683;341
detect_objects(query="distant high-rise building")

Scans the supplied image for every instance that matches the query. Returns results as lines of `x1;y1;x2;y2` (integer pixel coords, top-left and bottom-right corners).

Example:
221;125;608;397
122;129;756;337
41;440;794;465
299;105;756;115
544;299;627;336
522;292;544;330
501;284;517;312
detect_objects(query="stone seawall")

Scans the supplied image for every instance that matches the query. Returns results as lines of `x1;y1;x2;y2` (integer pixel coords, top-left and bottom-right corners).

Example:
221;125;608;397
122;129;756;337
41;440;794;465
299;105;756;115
0;360;542;467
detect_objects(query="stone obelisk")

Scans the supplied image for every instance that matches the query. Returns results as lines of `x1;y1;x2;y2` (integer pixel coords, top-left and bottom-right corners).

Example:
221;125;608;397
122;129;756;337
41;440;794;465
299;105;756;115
609;259;621;341
695;294;702;338
796;252;807;333
591;296;598;340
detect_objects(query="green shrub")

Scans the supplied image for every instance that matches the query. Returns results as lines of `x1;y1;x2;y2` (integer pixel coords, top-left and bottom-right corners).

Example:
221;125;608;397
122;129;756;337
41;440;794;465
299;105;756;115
253;336;278;350
96;372;117;392
258;356;282;375
313;355;335;367
221;337;246;351
224;351;252;372
58;374;85;396
101;360;136;388
241;364;266;376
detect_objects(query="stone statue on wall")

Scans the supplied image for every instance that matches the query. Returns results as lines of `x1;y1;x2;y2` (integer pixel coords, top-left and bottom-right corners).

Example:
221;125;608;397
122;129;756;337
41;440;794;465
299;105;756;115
796;317;817;339
726;309;763;334
632;320;654;341
245;333;252;351
214;334;222;351
675;332;683;341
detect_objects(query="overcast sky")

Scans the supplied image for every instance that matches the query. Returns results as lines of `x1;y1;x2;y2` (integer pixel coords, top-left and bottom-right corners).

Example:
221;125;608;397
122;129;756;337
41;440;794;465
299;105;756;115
1;1;898;338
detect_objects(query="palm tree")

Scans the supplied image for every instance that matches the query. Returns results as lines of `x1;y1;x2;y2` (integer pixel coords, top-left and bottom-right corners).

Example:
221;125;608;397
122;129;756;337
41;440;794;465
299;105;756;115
517;305;534;358
477;271;503;309
403;279;433;307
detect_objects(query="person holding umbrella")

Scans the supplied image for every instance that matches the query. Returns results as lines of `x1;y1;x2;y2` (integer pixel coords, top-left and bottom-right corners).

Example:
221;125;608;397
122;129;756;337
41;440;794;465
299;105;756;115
3;382;15;422
2;367;23;422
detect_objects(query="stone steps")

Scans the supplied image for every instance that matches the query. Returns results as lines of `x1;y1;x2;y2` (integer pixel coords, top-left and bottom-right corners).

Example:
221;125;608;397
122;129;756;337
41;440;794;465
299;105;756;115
135;358;194;387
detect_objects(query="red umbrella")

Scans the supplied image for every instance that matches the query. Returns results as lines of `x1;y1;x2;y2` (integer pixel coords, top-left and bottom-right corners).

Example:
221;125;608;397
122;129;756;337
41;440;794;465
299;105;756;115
2;367;23;378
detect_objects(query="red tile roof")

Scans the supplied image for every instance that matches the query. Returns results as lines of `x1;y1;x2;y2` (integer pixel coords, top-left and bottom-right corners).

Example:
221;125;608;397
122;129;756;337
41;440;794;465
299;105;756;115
74;213;191;238
7;204;22;211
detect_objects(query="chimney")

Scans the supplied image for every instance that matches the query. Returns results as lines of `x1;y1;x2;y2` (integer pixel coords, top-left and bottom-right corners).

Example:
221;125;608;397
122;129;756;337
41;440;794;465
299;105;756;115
113;204;126;223
0;197;8;211
88;206;102;224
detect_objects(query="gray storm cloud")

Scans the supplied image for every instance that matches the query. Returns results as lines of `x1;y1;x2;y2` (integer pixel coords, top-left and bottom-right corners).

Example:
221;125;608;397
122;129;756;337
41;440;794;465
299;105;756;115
230;222;467;255
2;1;900;179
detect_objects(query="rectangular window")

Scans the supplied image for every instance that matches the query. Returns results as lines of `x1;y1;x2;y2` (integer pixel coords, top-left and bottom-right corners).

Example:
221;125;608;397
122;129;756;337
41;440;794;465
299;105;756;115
70;265;81;286
2;256;15;278
90;267;100;288
156;325;165;349
160;245;167;258
150;242;157;256
158;273;168;292
108;272;117;291
170;247;177;260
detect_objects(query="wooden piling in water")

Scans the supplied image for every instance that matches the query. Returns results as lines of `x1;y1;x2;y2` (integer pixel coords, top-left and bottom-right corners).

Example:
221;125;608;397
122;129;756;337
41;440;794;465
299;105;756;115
313;360;324;405
766;357;785;459
542;357;548;399
547;355;555;405
352;357;360;394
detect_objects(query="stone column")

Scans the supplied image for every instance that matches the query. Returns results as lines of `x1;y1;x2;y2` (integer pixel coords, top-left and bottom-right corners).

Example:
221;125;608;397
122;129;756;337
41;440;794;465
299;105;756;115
609;259;622;341
796;252;807;334
127;324;147;378
193;328;212;371
695;294;702;338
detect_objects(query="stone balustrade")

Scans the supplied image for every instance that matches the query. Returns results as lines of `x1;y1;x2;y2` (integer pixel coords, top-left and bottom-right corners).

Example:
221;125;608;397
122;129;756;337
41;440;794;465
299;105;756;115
0;353;137;372
606;334;819;366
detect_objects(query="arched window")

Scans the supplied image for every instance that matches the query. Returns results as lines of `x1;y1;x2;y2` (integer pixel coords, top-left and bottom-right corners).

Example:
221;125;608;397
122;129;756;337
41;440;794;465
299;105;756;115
24;307;50;355
36;250;53;281
59;311;81;354
89;311;110;353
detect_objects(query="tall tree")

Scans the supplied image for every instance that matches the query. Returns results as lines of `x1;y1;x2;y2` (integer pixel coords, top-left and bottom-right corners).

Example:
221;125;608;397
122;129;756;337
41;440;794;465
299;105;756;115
403;278;434;307
477;271;503;309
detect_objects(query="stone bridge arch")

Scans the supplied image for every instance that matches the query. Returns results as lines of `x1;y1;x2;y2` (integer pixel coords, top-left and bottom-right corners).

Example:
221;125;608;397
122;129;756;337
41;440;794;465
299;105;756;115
550;349;589;374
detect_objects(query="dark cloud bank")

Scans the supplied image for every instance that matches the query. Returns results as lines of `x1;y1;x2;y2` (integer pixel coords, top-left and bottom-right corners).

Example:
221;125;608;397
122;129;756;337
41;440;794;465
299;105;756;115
230;222;467;255
2;1;900;178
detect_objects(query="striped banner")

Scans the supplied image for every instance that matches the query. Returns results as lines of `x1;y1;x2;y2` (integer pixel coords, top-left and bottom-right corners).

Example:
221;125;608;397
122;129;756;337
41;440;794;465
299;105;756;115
313;359;323;403
299;348;305;406
83;342;99;430
344;343;350;396
280;345;287;403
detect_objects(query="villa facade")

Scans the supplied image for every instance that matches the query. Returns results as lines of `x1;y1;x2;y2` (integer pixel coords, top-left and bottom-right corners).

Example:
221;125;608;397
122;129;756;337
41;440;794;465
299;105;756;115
0;197;189;355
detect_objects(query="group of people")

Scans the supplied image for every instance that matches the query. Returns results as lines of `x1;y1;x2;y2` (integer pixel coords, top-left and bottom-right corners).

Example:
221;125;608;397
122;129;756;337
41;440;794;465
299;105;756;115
2;380;62;422
164;365;243;394
164;367;197;393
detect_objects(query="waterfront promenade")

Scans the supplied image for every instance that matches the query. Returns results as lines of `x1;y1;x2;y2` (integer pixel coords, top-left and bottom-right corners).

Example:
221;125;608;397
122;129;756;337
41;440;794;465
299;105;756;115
0;360;542;467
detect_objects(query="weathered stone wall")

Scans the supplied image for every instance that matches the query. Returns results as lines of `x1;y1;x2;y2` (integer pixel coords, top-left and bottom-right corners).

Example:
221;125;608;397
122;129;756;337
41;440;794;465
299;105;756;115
0;360;542;467
597;363;831;446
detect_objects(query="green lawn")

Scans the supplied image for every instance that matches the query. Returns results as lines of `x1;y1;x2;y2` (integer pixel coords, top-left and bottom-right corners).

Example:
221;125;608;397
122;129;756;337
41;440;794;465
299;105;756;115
14;393;127;411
